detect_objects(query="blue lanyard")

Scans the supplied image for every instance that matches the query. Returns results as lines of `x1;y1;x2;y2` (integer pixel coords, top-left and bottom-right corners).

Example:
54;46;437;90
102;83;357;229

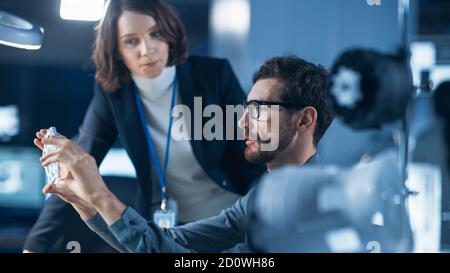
134;73;177;210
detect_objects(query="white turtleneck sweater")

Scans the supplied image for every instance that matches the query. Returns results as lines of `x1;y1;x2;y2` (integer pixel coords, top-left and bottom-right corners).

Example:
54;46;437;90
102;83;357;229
132;67;240;223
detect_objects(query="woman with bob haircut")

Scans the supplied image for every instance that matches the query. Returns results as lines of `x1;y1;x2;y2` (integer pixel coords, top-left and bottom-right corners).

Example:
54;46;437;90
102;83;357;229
23;0;264;253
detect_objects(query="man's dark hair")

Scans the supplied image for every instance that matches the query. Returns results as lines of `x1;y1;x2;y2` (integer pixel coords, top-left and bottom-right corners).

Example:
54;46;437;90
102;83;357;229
252;55;335;146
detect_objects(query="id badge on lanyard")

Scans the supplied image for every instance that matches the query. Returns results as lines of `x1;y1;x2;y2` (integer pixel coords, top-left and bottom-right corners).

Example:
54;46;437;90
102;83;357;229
135;72;178;229
153;198;177;229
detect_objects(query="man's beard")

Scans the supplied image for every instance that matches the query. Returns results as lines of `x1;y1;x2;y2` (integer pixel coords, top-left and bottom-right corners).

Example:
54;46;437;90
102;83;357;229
244;121;295;165
244;140;277;165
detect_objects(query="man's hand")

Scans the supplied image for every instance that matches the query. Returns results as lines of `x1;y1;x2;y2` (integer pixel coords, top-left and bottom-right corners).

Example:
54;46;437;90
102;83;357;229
34;129;98;220
42;182;97;220
34;129;73;180
39;134;108;205
36;131;126;225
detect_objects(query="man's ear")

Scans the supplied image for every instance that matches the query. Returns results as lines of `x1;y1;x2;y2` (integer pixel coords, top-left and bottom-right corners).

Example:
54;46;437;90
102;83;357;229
297;106;317;132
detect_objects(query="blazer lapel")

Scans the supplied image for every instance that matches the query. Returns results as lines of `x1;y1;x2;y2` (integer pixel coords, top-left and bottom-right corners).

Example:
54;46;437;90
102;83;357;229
111;80;154;212
176;64;207;169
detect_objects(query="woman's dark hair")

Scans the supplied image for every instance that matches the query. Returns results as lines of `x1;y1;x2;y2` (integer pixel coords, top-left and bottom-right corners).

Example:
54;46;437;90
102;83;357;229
93;0;188;92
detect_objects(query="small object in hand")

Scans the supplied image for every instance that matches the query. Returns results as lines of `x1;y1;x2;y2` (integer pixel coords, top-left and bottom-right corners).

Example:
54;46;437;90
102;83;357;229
42;127;60;184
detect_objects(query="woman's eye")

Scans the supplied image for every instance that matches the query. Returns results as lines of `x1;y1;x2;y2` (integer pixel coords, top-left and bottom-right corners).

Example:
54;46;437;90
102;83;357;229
125;38;139;46
150;31;161;38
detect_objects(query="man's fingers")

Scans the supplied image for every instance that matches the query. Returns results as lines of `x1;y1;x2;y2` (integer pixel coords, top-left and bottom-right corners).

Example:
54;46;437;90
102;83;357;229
37;129;65;140
40;154;64;167
40;151;72;167
53;133;65;139
35;129;66;149
40;151;59;165
38;129;47;138
45;179;80;205
43;179;70;194
36;131;44;139
59;170;71;180
34;138;44;151
40;147;72;163
42;183;54;194
41;136;68;146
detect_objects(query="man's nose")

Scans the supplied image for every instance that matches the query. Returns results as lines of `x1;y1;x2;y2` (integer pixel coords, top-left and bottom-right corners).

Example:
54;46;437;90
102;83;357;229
238;110;249;130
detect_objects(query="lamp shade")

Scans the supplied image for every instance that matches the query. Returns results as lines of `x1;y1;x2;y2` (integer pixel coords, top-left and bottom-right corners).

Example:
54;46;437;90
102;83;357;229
0;10;43;50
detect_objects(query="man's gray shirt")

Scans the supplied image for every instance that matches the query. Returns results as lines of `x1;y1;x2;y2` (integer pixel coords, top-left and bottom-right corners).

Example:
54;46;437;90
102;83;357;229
84;155;320;253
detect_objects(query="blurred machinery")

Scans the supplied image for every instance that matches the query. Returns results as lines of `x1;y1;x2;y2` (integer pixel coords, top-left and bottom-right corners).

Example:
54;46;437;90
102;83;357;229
248;0;425;253
249;150;412;252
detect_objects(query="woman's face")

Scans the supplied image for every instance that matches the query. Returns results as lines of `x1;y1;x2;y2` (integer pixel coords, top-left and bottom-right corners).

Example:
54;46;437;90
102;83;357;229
117;10;169;79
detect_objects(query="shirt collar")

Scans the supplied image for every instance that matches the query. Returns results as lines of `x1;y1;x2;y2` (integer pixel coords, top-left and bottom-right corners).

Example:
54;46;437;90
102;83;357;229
131;66;176;101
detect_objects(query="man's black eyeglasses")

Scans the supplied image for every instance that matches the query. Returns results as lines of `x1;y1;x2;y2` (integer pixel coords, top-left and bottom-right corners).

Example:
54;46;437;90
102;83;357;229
243;100;307;120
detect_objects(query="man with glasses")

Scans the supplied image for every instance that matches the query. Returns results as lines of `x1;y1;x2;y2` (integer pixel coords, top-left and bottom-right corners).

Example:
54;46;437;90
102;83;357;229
36;55;335;252
239;56;334;171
